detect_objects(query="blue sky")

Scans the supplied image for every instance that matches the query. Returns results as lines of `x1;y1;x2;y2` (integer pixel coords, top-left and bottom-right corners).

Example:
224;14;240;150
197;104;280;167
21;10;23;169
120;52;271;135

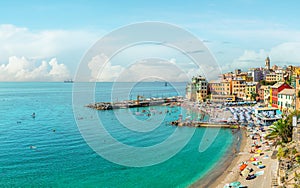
1;0;300;81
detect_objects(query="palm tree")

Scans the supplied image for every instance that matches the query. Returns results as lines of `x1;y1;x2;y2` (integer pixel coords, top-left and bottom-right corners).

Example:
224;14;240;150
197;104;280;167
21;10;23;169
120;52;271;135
266;117;293;147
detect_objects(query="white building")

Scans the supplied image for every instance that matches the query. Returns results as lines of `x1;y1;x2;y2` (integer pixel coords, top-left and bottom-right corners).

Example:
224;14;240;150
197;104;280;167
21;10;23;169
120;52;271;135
277;88;295;113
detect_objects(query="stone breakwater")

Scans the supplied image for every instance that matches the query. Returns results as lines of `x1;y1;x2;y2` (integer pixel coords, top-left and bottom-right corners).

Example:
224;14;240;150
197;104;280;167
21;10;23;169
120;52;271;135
86;96;184;110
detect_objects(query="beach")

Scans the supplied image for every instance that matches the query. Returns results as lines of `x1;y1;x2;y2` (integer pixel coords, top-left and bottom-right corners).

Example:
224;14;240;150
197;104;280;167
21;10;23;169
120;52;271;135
182;101;278;188
191;125;278;188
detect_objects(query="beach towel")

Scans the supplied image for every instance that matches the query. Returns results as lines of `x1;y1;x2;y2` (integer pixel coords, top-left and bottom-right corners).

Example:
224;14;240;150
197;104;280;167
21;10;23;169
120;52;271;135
255;171;264;176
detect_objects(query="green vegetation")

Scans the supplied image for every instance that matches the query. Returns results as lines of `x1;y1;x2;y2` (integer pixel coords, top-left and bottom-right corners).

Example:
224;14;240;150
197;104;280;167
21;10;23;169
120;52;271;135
285;76;292;85
277;146;288;158
296;156;300;164
266;111;300;147
259;80;277;86
266;118;293;146
250;91;258;101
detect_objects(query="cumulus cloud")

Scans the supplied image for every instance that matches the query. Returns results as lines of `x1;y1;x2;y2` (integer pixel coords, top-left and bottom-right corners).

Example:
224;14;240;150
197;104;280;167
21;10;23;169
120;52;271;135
88;54;123;82
227;42;300;71
0;56;70;81
0;24;99;63
86;52;220;82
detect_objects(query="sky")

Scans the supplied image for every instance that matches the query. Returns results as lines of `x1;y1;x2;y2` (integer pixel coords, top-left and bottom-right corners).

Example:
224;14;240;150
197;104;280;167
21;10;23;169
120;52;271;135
1;0;300;81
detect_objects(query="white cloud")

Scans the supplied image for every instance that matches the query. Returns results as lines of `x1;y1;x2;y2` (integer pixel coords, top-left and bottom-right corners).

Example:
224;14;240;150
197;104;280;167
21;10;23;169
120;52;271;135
227;42;300;71
0;56;70;81
88;54;124;82
86;52;220;82
0;24;99;63
107;59;205;82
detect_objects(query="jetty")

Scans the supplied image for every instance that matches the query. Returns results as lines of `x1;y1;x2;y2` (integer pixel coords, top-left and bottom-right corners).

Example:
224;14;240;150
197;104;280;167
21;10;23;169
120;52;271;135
86;96;184;110
170;120;240;128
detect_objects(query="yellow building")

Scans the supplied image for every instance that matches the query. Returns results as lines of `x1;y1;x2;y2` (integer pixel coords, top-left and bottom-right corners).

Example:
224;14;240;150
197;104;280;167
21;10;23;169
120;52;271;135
296;77;300;111
245;82;259;101
236;72;248;80
209;80;233;102
232;79;246;100
209;80;232;95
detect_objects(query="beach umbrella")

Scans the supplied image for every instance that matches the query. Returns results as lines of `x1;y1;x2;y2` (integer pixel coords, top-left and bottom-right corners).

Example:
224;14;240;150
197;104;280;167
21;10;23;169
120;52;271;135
229;181;241;187
256;149;262;153
239;164;247;171
250;157;256;161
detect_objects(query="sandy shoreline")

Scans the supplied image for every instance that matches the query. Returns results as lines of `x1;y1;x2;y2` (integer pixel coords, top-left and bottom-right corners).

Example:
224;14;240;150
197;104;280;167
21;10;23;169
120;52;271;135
190;125;277;188
190;128;246;188
183;102;276;188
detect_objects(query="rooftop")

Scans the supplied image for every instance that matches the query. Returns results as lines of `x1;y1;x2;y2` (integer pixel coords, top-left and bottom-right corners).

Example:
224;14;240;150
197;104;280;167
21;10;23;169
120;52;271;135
270;82;285;88
278;88;295;96
260;85;270;89
209;80;220;84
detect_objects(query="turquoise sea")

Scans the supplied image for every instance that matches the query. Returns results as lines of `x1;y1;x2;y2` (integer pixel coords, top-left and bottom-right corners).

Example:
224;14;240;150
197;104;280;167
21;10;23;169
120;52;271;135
0;82;234;187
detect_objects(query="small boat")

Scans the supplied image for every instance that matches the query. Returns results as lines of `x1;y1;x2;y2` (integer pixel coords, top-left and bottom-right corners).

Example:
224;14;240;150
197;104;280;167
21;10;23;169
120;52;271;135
64;79;74;83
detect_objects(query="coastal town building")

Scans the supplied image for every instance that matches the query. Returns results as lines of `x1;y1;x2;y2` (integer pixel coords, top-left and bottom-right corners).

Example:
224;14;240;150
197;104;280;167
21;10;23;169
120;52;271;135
258;85;270;104
295;77;300;111
270;82;293;108
219;72;234;81
248;68;264;82
186;75;208;102
232;79;246;100
291;67;300;89
277;88;295;113
208;80;235;102
275;69;285;82
265;72;277;82
245;82;259;101
209;80;232;95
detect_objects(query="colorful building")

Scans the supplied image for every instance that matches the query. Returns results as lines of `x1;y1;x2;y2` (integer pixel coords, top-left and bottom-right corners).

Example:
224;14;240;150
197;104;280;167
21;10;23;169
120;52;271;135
186;75;208;102
258;85;270;104
277;89;295;113
265;72;277;82
232;79;246;100
295;77;300;111
270;82;292;108
245;82;259;101
208;80;234;102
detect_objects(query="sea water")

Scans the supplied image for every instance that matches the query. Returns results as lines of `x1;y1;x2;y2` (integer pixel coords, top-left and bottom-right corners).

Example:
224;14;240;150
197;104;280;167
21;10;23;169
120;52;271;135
0;82;233;187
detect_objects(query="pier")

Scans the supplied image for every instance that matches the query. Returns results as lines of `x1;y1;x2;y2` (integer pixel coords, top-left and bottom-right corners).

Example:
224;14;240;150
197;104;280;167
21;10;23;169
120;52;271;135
86;96;184;110
170;120;240;128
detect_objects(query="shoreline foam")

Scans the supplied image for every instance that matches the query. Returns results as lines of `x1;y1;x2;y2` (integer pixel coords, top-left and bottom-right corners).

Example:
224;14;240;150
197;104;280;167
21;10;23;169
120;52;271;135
190;128;246;188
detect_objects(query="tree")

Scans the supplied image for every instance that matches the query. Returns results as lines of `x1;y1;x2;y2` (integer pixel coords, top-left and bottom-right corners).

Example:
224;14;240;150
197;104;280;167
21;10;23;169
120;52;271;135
250;91;259;101
266;117;293;147
266;110;299;147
